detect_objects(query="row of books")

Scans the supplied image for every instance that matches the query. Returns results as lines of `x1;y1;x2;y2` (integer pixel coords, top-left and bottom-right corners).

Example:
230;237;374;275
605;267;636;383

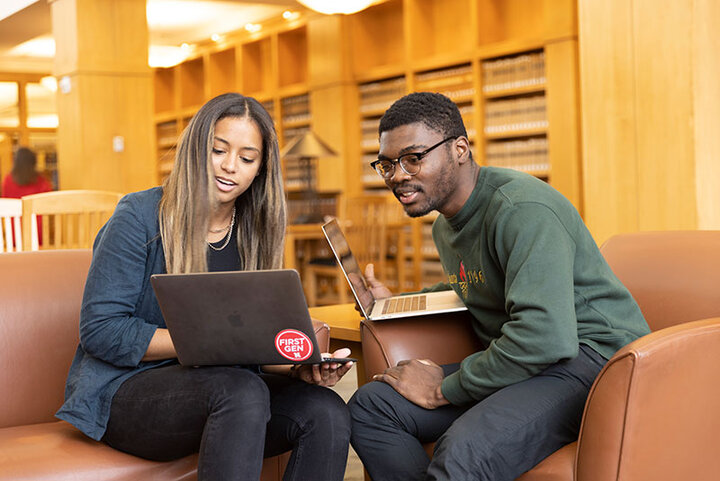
281;94;311;124
484;95;547;134
359;77;406;114
362;157;382;184
416;64;475;101
415;64;473;88
286;197;337;225
156;121;178;147
283;157;314;190
482;51;546;92
283;125;310;143
361;117;381;149
485;137;550;173
260;100;275;122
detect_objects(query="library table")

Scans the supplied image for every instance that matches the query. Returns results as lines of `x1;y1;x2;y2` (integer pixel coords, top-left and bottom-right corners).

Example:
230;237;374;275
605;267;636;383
308;302;367;387
284;223;324;271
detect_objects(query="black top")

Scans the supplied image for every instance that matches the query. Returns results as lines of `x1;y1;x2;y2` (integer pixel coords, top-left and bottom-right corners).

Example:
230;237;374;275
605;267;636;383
207;222;242;272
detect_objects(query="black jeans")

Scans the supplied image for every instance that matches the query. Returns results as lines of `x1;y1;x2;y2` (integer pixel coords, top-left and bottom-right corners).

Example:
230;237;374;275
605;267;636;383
349;345;607;481
103;364;351;481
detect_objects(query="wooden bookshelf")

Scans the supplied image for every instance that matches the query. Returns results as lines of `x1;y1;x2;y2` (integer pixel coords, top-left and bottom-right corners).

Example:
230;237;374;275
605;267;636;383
151;0;581;289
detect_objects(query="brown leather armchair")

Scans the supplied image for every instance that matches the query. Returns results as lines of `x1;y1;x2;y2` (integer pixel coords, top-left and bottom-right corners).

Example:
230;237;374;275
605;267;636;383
360;230;720;481
0;249;330;481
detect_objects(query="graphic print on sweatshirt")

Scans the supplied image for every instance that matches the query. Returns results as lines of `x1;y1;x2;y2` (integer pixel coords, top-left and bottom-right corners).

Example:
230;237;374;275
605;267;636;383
448;257;485;299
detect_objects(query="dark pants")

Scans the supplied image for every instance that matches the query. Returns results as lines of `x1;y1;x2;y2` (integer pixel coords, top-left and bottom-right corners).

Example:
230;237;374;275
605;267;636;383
103;364;351;481
349;345;606;481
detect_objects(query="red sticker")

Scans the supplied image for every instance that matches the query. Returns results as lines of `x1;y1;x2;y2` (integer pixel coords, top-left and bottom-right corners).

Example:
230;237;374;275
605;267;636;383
274;329;314;361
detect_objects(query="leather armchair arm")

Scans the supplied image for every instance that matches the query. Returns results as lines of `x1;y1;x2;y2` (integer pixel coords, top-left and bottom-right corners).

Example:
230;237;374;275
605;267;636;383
360;311;483;383
310;319;330;353
576;317;720;481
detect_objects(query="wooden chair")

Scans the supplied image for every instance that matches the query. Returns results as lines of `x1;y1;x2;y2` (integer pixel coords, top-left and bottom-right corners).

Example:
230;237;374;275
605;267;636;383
304;195;388;307
21;190;123;251
0;198;23;252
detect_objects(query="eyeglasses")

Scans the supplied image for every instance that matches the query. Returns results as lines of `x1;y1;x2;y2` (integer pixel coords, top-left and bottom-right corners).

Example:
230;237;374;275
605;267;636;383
370;136;457;179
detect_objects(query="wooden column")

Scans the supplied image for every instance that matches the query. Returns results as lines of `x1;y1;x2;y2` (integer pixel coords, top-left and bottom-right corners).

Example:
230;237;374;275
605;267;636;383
50;0;155;193
579;0;720;243
307;14;354;196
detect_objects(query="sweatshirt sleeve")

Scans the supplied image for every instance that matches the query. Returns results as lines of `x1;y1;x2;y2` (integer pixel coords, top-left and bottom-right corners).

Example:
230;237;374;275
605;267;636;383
78;196;159;367
442;203;579;405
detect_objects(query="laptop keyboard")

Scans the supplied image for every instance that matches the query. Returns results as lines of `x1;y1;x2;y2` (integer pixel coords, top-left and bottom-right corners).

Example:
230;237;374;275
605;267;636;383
381;295;427;314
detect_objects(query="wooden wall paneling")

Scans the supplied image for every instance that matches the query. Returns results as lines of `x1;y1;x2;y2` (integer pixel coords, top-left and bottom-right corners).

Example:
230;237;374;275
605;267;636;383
470;56;484;165
207;48;237;99
179;57;204;109
348;0;405;74
307;14;357;197
476;0;545;46
51;0;155;192
278;26;308;88
542;0;577;42
307;15;352;89
311;86;347;193
633;0;696;232
545;39;582;212
406;0;475;67
578;0;639;244
693;0;720;230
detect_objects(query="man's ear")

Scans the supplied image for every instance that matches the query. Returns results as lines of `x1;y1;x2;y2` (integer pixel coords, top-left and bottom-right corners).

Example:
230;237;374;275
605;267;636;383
454;136;471;165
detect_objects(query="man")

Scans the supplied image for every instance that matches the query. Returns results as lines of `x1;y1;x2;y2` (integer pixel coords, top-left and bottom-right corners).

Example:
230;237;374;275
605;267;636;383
348;92;650;481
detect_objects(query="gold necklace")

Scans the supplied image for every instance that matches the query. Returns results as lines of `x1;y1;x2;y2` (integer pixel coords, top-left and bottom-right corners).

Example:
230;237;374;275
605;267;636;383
207;206;236;251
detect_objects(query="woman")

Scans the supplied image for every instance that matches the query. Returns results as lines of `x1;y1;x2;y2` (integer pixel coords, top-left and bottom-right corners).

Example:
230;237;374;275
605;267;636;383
2;146;53;246
1;146;53;198
56;93;353;480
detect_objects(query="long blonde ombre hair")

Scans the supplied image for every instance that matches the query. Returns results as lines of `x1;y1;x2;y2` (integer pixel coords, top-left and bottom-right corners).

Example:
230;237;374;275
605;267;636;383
159;93;286;273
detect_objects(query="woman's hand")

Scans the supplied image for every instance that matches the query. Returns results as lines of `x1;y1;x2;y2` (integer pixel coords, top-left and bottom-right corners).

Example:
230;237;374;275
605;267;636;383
290;348;354;387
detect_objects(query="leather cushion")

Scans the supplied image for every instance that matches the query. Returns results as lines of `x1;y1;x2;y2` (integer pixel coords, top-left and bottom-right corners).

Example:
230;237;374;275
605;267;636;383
0;421;197;481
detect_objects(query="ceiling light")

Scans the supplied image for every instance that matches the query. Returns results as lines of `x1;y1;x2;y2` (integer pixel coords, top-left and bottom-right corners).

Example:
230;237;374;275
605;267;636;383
40;76;57;92
149;45;189;68
296;0;375;15
244;23;262;33
211;33;221;42
8;35;55;58
282;10;300;21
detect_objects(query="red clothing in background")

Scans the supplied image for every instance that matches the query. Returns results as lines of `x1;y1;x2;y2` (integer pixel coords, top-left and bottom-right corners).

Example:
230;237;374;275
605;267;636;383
2;174;53;246
2;174;52;198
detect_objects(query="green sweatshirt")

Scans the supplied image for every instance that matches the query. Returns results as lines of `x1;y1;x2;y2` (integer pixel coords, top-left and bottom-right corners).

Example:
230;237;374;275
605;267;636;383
427;167;650;406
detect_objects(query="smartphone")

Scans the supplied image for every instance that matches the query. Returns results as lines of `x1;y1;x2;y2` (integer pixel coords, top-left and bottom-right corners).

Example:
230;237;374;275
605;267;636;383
320;357;358;364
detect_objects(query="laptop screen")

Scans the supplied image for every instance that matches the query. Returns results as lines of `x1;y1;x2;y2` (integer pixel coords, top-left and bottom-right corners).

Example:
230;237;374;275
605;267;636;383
321;218;375;316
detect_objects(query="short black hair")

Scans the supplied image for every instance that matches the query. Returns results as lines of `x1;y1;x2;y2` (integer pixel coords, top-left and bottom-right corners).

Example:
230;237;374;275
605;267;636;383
379;92;467;139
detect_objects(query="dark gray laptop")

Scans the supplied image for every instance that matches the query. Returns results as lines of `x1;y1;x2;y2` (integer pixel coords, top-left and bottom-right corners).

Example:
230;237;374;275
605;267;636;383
150;269;350;366
321;218;468;320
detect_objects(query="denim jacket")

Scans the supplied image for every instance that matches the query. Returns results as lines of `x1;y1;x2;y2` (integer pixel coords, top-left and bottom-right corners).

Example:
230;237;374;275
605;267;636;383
56;187;174;440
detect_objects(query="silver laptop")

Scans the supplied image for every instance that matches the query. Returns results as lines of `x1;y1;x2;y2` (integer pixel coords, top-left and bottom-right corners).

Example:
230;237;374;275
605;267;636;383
321;218;467;320
150;269;354;366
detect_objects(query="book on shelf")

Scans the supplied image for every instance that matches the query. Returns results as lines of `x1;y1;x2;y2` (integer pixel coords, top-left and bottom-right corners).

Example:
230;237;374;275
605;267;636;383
359;77;406;114
482;51;546;93
260;100;275;122
281;94;311;125
415;64;475;101
484;94;547;134
485;137;549;174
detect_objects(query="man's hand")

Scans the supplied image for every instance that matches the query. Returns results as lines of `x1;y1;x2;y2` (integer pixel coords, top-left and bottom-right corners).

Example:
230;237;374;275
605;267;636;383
373;359;450;409
290;348;354;387
364;263;393;299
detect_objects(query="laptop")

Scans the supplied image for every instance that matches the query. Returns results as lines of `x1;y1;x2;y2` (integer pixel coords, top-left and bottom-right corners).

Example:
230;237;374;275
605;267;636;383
321;218;468;321
150;269;354;366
